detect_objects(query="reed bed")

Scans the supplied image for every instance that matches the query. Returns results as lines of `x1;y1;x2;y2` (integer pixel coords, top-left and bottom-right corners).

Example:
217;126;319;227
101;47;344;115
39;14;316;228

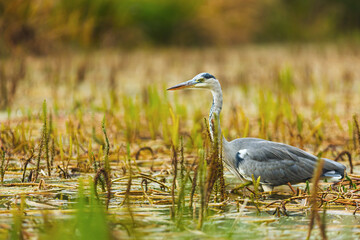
0;44;360;239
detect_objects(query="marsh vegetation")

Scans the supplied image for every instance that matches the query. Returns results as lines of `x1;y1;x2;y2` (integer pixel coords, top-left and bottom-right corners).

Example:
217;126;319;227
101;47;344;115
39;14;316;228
0;45;360;239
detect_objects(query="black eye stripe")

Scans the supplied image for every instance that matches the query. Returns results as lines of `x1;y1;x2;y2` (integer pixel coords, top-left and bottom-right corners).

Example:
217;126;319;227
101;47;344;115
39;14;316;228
201;73;215;79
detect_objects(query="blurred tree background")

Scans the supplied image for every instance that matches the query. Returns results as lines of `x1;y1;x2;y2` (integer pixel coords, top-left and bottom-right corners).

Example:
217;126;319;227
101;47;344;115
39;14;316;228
0;0;359;55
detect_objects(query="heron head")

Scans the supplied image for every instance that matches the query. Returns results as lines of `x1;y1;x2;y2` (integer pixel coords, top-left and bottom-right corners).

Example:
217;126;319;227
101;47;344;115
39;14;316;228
167;73;218;91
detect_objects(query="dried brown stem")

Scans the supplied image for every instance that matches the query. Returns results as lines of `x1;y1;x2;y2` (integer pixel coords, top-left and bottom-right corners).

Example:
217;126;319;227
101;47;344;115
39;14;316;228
334;150;353;174
170;144;177;220
94;167;112;209
307;158;327;240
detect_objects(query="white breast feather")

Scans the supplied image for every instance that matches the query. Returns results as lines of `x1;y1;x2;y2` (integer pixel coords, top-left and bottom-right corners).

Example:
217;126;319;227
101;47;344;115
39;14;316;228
238;149;247;159
237;149;252;181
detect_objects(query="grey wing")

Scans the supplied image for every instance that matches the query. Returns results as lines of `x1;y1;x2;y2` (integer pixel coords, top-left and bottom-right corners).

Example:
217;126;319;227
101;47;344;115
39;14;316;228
237;141;318;186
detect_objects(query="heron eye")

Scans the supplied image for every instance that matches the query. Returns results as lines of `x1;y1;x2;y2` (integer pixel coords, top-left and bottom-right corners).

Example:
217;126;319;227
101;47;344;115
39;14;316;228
197;78;204;83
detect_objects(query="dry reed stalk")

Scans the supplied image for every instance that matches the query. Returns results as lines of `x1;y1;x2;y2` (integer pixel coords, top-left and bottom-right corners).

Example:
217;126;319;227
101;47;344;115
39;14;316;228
44;104;51;177
135;147;155;170
0;150;10;184
204;114;225;204
0;65;7;110
34;136;44;182
353;115;360;153
135;147;154;160
189;158;199;208
180;139;185;187
170;144;177;220
197;150;205;230
94;168;112;209
112;174;169;190
306;158;327;240
204;147;219;204
21;151;34;183
218;137;226;202
334;151;353;174
102;117;110;174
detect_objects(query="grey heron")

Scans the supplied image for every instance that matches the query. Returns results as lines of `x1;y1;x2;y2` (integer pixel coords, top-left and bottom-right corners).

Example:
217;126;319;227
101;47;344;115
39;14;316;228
167;73;346;192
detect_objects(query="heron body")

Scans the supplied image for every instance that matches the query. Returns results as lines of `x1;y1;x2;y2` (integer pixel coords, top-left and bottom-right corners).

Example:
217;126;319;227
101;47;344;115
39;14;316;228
167;73;346;191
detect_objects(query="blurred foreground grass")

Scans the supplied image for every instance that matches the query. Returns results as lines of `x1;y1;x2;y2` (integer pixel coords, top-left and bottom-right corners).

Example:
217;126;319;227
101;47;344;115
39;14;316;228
0;45;360;239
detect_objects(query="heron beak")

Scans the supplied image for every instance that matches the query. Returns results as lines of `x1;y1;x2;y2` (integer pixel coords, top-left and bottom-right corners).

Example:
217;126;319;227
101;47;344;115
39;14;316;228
167;80;196;91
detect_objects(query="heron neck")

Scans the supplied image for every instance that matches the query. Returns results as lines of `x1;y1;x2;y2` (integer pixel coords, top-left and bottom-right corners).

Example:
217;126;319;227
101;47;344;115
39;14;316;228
209;83;223;142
